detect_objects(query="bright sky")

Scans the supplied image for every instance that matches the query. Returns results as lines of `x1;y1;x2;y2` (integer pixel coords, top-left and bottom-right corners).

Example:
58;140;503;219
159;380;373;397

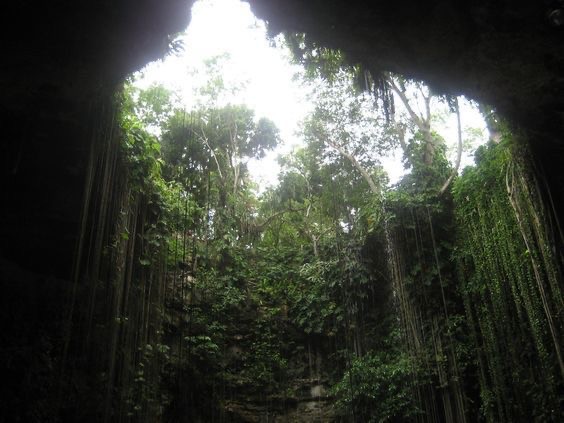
135;0;311;190
135;0;487;191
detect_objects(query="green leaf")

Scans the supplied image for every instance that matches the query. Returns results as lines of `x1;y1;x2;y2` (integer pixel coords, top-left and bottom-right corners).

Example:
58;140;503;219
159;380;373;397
139;258;151;266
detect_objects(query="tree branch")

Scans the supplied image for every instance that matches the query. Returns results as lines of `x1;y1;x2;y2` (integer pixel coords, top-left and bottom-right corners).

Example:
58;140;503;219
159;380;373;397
387;77;424;130
439;97;463;195
324;138;380;195
196;128;223;180
387;76;433;146
229;122;240;195
254;205;309;230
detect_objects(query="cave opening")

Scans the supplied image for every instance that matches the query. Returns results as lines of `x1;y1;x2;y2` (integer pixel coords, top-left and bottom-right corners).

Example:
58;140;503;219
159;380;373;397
1;1;563;422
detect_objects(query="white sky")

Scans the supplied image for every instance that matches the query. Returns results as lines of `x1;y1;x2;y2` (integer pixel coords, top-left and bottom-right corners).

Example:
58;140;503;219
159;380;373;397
135;0;310;191
134;0;488;191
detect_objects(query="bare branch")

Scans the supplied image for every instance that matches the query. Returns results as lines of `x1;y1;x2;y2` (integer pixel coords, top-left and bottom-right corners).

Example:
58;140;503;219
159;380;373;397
324;138;381;195
387;77;424;130
387;76;433;146
196;127;224;180
254;205;309;230
439;97;463;195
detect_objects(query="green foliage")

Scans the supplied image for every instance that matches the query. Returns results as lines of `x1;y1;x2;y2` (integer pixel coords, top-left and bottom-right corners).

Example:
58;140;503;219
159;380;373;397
453;137;563;422
300;68;392;169
114;60;562;423
332;351;420;422
400;131;450;186
126;343;171;418
129;83;176;129
293;259;342;334
119;89;166;194
285;33;347;81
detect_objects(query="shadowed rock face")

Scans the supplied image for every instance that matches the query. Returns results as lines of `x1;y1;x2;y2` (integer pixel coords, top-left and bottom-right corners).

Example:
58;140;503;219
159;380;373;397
1;1;193;276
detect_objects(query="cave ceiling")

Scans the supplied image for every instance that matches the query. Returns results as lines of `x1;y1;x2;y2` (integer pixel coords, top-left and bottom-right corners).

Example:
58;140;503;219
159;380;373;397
247;0;564;141
4;0;564;138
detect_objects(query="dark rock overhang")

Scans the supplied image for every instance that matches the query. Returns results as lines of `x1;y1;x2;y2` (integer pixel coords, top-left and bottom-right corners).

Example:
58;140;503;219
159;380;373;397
4;0;564;136
3;1;192;107
246;0;564;141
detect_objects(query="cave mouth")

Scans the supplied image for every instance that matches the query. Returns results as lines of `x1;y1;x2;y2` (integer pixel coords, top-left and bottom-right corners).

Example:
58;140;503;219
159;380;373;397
1;0;563;422
104;2;559;422
134;0;488;190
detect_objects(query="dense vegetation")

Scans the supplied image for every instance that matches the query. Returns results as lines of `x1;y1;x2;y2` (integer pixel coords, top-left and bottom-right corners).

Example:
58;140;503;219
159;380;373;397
46;51;562;423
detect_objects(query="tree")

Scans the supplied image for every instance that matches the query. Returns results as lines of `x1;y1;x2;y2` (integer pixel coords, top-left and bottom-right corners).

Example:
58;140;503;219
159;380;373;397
127;83;176;131
385;75;468;197
301;69;389;196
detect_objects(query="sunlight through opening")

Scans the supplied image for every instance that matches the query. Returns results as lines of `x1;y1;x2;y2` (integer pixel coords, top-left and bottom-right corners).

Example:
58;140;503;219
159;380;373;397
134;0;488;192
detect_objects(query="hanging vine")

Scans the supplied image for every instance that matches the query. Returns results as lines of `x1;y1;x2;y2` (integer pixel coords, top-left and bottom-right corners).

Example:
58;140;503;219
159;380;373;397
453;136;563;422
